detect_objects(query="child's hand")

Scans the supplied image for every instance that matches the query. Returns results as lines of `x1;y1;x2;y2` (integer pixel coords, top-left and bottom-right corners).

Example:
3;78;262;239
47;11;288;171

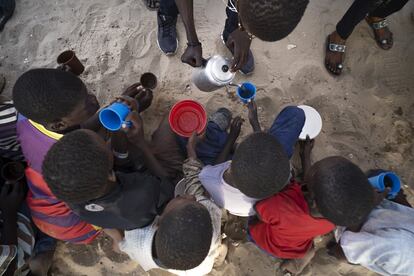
0;182;25;218
122;82;141;98
229;116;244;141
300;135;315;157
186;132;205;159
116;95;139;113
122;111;146;146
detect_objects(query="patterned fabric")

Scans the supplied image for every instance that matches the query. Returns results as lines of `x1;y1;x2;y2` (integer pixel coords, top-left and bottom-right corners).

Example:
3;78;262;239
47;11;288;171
16;114;100;244
0;212;35;276
0;101;23;161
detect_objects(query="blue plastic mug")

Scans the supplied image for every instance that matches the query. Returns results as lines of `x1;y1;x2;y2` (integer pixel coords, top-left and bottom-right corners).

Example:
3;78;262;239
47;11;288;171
368;171;401;199
99;102;130;131
237;82;256;104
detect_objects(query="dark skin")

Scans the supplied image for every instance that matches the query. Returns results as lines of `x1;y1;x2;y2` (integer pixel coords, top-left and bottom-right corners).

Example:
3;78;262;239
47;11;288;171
0;181;25;276
175;0;251;72
215;116;243;165
325;16;393;75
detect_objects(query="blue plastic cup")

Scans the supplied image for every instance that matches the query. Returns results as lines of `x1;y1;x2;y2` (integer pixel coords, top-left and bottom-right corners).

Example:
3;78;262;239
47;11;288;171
368;171;401;199
237;82;256;104
99;102;130;131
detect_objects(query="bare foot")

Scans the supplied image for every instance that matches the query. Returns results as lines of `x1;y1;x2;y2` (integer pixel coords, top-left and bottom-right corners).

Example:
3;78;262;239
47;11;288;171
325;31;346;75
281;246;316;275
366;16;393;50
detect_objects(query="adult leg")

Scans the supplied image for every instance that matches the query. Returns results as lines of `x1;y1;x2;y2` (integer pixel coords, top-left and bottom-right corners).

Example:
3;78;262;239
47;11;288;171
366;0;410;50
157;0;179;55
222;0;254;75
325;0;372;75
268;106;305;159
370;0;410;18
159;0;179;17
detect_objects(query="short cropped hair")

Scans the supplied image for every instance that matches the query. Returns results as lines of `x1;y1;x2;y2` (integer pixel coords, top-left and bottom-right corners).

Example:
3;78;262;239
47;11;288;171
231;133;290;199
13;68;87;124
156;202;213;270
42;130;111;204
239;0;309;41
307;157;376;227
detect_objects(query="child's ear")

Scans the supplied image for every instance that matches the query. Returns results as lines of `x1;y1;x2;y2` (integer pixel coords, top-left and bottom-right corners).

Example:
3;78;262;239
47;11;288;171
47;120;67;132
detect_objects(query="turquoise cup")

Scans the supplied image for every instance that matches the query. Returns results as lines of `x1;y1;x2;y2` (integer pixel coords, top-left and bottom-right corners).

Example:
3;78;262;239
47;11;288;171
368;171;401;199
237;82;256;104
99;102;130;131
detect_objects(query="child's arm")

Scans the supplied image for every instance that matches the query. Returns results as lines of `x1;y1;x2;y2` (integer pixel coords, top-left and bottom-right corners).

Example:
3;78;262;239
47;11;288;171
248;101;261;133
214;117;243;165
180;133;207;198
300;136;314;178
125;112;170;179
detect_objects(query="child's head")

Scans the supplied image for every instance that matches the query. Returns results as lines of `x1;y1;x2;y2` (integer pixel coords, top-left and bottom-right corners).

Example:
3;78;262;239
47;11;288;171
42;129;114;204
13;68;99;132
156;195;213;270
238;0;309;41
306;156;376;227
230;132;290;199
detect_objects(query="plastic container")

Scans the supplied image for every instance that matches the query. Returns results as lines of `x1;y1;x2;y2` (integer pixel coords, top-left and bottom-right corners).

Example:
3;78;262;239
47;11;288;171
57;50;85;76
99;102;130;131
368;171;401;199
169;100;207;137
237;82;256;103
298;105;323;140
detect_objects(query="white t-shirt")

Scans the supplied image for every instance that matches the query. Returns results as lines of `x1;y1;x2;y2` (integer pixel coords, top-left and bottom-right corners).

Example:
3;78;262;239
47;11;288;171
336;200;414;276
199;161;258;217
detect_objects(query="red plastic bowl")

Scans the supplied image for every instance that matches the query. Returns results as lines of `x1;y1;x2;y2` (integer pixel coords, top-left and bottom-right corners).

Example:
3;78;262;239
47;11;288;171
169;100;207;137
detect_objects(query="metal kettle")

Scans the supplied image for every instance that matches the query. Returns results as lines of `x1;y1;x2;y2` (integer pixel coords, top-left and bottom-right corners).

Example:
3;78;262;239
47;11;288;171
192;55;235;92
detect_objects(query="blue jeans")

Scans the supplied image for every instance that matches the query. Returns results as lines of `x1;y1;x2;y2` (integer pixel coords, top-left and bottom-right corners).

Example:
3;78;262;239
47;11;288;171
268;106;305;159
177;121;229;166
177;106;305;164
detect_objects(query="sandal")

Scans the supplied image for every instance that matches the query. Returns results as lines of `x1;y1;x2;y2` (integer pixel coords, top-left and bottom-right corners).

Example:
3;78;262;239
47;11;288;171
143;0;159;11
366;17;393;50
325;34;346;76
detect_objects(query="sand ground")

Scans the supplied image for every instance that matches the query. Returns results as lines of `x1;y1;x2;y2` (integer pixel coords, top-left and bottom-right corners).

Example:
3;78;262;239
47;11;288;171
1;0;413;275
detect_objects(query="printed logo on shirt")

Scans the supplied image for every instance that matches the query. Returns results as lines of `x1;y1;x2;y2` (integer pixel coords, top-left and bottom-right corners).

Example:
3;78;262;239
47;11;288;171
85;204;104;212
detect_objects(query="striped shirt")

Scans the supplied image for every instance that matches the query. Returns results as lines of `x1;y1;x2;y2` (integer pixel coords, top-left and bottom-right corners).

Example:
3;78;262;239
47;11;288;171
16;114;100;244
0;101;23;161
0;212;35;276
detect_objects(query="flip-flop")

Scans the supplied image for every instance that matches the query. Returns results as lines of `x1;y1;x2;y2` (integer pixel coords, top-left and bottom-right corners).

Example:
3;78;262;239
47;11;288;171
142;0;159;11
325;34;346;76
366;18;393;50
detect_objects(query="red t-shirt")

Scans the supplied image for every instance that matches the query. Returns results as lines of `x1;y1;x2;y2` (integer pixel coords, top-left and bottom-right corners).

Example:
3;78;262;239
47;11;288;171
248;180;335;259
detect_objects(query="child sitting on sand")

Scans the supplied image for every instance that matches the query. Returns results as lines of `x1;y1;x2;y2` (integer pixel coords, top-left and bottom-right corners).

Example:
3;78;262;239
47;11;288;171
271;156;383;275
327;170;414;276
13;68;152;242
198;101;306;217
42;110;174;230
106;132;223;276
